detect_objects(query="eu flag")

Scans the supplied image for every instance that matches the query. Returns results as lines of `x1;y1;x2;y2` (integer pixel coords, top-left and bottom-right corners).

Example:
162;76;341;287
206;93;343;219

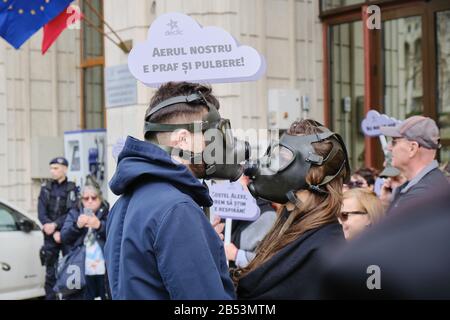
0;0;74;49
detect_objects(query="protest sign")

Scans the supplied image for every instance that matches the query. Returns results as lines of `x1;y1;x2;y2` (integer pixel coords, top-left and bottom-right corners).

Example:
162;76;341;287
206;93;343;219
128;12;266;86
209;181;260;221
361;110;401;137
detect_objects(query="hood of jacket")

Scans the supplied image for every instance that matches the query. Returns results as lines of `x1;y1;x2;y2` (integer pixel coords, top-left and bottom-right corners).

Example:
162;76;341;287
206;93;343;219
109;136;212;207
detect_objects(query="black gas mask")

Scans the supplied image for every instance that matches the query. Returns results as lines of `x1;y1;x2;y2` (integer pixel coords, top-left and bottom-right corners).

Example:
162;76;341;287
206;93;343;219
144;93;250;181
244;127;350;204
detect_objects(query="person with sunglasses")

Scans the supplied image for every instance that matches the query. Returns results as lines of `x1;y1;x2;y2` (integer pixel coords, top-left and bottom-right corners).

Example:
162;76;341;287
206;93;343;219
343;167;379;192
338;188;385;240
380;116;450;213
60;181;109;299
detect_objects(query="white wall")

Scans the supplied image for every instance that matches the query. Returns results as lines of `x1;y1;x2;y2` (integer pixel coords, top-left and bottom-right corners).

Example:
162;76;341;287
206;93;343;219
0;27;81;216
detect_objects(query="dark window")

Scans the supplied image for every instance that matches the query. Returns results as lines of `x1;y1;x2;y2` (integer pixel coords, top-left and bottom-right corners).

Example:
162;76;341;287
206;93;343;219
81;0;105;129
321;0;366;12
330;21;365;169
437;10;450;162
0;204;40;232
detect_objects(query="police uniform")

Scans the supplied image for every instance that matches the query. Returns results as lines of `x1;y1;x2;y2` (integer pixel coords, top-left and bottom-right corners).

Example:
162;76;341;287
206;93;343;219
38;157;78;300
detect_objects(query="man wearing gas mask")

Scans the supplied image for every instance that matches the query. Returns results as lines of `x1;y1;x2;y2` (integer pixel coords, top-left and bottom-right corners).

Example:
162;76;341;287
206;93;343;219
234;119;350;299
104;82;249;300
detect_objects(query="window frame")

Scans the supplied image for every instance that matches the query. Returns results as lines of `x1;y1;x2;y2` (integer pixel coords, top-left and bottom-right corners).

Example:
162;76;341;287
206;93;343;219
80;0;106;130
321;0;450;167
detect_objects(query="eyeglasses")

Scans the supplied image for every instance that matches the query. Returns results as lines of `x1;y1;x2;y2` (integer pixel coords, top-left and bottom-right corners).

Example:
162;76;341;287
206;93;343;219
82;195;98;201
390;137;405;147
338;211;367;221
390;137;421;149
345;180;364;189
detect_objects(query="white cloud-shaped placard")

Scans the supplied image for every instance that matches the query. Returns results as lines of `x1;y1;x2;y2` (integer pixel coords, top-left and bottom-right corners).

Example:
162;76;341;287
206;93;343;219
128;12;266;86
208;181;260;221
361;110;402;137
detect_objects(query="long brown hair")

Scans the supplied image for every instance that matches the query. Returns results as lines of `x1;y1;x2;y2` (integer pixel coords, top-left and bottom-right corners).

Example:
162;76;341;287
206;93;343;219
233;119;348;283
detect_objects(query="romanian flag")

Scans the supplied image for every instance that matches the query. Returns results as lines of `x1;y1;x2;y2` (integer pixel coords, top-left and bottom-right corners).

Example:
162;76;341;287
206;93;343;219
42;4;83;54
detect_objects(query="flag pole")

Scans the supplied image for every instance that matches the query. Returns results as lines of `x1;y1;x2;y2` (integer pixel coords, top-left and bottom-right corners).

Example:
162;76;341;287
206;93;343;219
82;15;129;53
82;0;130;53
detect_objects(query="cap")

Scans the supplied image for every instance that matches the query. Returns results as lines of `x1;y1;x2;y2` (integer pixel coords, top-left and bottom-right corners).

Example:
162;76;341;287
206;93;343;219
49;157;68;167
379;166;401;178
380;116;440;149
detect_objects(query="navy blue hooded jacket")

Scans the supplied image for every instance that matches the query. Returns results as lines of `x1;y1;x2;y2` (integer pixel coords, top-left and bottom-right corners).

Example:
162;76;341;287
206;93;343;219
104;136;235;300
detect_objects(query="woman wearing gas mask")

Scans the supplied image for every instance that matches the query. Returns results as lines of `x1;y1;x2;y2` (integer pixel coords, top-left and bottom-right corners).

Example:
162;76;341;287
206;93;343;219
234;119;350;299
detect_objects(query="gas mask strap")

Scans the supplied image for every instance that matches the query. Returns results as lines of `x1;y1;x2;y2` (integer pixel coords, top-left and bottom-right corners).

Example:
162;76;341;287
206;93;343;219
317;157;347;188
205;164;217;176
171;147;203;164
321;138;340;163
146;94;203;120
313;130;335;143
148;140;203;164
279;191;312;237
307;184;328;195
286;190;302;209
277;198;299;238
144;121;205;133
302;132;337;166
307;138;344;193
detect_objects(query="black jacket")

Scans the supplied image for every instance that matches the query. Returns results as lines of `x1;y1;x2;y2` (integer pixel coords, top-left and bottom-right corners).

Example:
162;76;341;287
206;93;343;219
37;178;78;230
320;188;450;299
389;166;449;213
60;202;109;251
237;222;345;300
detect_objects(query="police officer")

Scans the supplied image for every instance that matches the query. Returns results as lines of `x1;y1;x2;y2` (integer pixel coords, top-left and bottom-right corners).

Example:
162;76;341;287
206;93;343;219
38;157;78;300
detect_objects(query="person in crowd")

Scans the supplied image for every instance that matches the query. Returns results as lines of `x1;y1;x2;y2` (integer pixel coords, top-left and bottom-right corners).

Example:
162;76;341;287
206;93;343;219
38;157;78;300
221;175;277;268
343;167;378;192
380;115;450;212
320;187;450;299
338;188;385;240
439;161;450;183
378;165;407;211
104;82;238;299
60;182;109;300
234;119;350;299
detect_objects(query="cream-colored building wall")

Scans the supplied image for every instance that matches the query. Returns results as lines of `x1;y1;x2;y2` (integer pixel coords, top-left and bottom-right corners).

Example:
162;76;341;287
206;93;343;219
0;29;81;217
0;0;325;210
104;0;324;204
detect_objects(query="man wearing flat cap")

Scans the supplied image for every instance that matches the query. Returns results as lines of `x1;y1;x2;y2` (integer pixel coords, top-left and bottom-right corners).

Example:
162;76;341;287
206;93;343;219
380;115;450;213
38;157;79;300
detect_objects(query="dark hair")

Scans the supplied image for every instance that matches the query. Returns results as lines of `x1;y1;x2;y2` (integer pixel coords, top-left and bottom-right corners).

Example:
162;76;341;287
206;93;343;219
146;82;220;123
233;119;347;283
354;167;379;187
